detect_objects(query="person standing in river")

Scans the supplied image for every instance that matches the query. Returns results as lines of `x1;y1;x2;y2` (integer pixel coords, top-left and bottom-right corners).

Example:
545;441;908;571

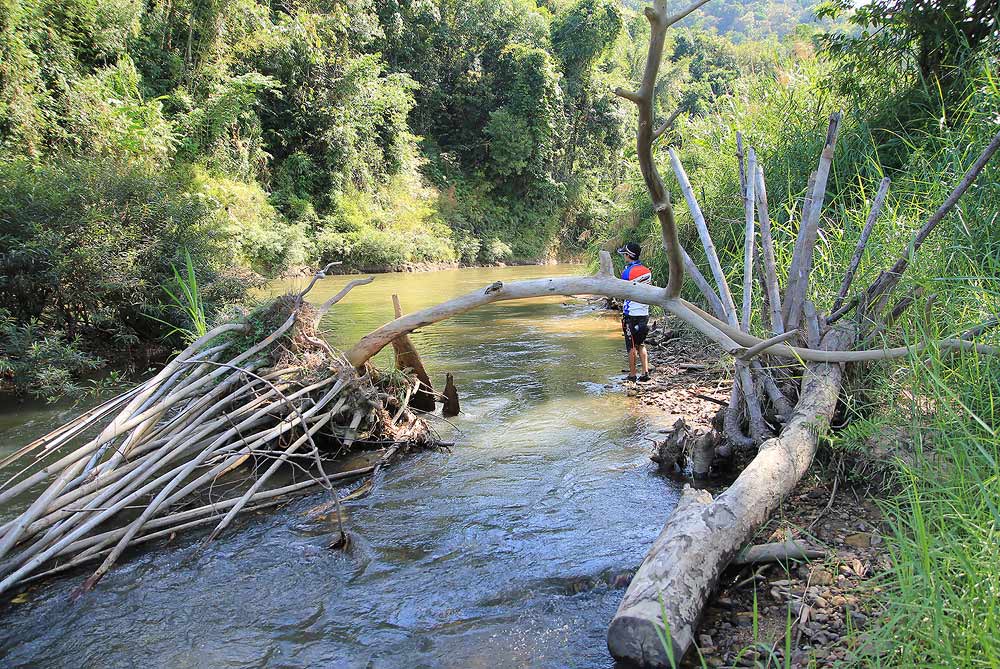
617;242;652;382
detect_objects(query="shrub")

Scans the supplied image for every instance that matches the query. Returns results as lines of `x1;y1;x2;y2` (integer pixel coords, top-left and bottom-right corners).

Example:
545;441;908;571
0;310;103;402
483;237;514;264
0;159;264;397
191;167;311;275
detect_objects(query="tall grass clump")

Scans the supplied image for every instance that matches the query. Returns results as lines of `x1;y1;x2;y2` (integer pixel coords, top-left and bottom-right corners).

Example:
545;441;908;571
858;343;1000;667
831;66;1000;667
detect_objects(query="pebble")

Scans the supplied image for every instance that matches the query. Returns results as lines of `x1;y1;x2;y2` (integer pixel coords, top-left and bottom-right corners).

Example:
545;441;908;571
845;532;872;548
813;596;829;608
849;609;869;626
699;634;714;648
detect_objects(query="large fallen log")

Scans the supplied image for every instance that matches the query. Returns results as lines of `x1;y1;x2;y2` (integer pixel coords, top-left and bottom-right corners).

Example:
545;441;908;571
607;324;853;666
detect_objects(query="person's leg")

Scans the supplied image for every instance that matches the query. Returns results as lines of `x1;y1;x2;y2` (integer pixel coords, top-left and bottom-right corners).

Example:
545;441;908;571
629;347;638;377
638;345;650;375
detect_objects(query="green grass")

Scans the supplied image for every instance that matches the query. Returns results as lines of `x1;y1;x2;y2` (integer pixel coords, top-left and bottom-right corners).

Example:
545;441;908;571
150;249;209;343
857;346;1000;667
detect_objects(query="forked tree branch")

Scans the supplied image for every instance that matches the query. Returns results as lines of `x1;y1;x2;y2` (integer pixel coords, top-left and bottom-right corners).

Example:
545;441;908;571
613;0;698;300
653;107;684;142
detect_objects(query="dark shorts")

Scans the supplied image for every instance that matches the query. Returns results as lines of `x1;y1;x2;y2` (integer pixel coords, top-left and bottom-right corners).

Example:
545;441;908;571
622;315;649;351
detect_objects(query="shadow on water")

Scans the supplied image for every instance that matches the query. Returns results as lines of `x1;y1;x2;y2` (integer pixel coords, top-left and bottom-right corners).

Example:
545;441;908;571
0;265;682;669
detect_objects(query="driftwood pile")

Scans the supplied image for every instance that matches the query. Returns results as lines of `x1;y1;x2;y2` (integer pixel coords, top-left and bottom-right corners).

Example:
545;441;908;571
0;271;435;597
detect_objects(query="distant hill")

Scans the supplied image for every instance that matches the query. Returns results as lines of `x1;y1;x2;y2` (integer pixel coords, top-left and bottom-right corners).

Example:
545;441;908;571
620;0;824;39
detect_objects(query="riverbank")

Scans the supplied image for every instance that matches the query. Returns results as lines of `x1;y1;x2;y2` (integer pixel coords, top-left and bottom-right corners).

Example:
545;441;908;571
634;317;891;668
283;257;578;278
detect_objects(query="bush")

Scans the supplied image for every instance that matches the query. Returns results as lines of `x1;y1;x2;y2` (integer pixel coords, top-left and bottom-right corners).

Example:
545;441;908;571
0;310;103;401
191;167;311;275
483;237;514;264
0;159;264;396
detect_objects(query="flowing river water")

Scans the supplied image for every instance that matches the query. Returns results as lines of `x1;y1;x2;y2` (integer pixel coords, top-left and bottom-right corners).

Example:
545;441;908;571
0;264;683;668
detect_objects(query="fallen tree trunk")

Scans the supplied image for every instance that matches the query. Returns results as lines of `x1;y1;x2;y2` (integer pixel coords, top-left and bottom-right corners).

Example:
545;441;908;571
607;324;854;667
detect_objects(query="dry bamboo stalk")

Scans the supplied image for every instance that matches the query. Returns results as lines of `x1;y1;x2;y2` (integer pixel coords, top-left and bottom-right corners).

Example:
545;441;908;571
786;113;842;330
0;323;247;562
751;361;793;417
669;146;740;328
741;148;757;331
0;371;328;591
831;177;891;313
723;146;767;444
755;164;784;334
24;464;379;585
681;247;726;319
783;170;816;326
203;389;347;544
804;301;821;349
0;385;145;473
740;331;800;361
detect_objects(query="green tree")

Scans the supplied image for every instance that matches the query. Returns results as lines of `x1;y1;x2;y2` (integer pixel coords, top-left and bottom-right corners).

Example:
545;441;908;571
819;0;999;87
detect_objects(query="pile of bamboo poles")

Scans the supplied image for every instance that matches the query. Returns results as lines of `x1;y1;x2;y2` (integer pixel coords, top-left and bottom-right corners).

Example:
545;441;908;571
0;273;431;597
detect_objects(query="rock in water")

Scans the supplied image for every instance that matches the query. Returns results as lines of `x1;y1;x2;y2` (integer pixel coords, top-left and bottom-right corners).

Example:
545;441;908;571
443;373;460;417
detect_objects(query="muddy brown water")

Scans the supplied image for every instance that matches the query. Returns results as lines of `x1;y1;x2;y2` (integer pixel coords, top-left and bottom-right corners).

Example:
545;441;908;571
0;264;682;668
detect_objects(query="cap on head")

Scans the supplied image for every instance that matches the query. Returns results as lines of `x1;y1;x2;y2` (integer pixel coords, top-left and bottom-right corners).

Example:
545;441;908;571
616;242;642;259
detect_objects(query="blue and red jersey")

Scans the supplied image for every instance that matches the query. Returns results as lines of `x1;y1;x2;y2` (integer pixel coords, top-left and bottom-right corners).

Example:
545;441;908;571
621;261;652;316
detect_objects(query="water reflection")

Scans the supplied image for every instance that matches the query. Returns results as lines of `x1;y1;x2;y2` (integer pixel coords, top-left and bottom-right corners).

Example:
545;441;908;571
0;265;680;669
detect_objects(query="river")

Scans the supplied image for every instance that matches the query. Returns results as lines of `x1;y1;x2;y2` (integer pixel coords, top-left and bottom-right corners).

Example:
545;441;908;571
0;264;682;668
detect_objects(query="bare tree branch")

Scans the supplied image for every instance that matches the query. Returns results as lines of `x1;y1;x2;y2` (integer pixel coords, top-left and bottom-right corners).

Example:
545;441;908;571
612;0;689;299
831;177;890;313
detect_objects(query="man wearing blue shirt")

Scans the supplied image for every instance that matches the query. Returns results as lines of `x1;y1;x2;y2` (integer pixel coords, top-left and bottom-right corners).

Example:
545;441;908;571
617;242;652;382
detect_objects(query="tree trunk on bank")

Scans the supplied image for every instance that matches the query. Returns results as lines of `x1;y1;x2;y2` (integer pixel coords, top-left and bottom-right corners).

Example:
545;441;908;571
607;324;855;667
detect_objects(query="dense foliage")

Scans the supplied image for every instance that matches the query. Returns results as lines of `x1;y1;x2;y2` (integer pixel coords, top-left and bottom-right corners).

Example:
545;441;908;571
1;0;811;398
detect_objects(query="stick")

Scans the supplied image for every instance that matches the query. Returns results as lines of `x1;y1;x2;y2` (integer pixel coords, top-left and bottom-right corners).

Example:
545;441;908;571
741;147;757;331
783;170;816;327
669;147;740;328
785;113;842;330
682;247;727;319
314;276;376;324
831;177;890;313
732;540;826;566
755;164;784;334
863;129;1000;311
739;331;799;361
